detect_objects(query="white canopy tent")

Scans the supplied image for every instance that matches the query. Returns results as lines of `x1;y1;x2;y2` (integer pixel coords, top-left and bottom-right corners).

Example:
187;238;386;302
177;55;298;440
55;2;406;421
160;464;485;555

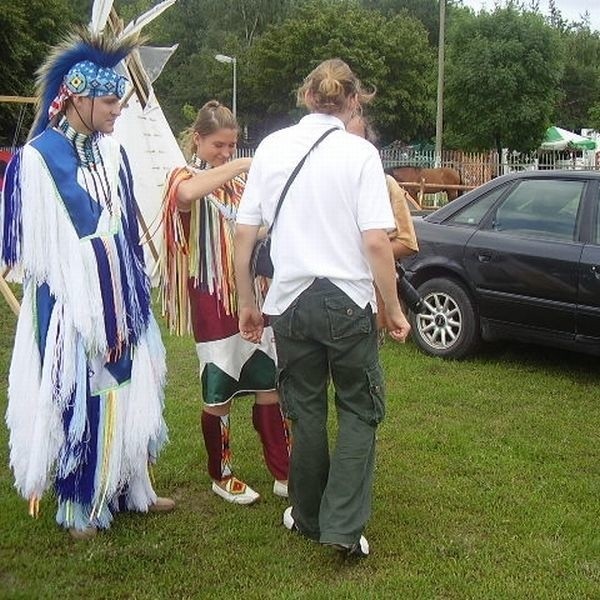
540;126;597;151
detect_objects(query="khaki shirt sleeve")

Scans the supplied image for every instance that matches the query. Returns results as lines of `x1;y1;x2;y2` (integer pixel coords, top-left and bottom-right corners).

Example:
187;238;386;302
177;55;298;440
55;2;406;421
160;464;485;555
385;175;419;254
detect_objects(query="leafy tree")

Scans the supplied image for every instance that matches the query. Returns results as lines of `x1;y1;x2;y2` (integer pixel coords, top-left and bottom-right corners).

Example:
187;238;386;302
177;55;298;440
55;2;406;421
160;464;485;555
70;0;93;23
551;25;600;132
153;0;296;136
589;102;600;132
0;0;75;146
197;0;296;47
360;0;441;44
243;0;435;144
546;0;567;31
444;6;564;153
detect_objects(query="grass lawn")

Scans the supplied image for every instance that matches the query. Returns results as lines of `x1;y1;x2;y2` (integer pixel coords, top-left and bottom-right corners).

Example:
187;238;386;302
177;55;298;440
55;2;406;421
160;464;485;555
0;293;598;599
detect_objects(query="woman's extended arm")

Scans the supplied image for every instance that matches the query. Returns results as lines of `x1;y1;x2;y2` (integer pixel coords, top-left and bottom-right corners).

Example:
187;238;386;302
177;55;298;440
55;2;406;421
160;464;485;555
176;157;251;211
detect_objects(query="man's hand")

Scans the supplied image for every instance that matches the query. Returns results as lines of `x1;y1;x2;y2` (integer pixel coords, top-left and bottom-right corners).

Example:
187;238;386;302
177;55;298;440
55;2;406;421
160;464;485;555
385;305;411;343
239;306;264;344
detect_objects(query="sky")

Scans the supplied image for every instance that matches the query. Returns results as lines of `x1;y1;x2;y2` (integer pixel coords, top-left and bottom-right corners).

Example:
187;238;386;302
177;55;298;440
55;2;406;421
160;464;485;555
460;0;600;31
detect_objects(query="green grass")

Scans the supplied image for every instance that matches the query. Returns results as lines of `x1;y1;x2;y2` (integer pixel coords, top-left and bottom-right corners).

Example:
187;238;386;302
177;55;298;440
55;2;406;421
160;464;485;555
1;293;599;599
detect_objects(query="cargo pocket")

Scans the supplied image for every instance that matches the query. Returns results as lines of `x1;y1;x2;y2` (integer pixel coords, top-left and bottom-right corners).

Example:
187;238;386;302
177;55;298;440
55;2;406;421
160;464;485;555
362;365;386;426
276;367;297;421
325;296;372;340
271;300;297;338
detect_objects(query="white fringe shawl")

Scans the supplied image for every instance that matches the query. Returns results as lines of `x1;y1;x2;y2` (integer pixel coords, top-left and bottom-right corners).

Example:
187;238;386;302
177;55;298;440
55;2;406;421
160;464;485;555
6;284;61;499
7;294;168;504
122;315;167;510
15;140;122;355
89;314;167;512
6;138;168;507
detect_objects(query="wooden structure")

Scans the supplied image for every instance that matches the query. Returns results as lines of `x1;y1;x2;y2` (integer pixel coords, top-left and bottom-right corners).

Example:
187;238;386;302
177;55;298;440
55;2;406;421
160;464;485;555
0;96;36;104
0;96;36;315
396;180;477;208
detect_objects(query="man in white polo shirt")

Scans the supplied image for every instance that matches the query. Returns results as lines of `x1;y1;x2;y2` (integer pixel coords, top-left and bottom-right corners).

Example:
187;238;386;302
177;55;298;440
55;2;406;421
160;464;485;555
234;59;410;558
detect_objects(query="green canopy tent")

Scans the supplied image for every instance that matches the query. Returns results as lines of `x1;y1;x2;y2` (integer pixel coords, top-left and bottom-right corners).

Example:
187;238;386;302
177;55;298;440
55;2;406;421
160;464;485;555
541;126;596;151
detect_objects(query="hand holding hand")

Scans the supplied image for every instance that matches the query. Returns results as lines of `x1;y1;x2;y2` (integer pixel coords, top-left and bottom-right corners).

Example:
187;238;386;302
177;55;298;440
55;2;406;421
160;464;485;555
233;157;252;174
239;306;264;344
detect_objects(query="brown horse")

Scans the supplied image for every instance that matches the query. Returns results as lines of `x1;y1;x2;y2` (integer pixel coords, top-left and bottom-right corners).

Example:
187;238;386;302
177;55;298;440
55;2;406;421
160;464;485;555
390;166;462;202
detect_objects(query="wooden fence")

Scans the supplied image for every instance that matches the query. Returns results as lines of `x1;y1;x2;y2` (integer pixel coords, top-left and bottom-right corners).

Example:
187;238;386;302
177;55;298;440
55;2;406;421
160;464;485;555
379;147;600;207
380;147;600;184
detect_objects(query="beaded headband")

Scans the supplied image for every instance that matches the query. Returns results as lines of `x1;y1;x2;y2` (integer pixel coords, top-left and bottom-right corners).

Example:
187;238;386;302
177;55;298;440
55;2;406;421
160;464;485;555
30;28;138;139
48;61;128;123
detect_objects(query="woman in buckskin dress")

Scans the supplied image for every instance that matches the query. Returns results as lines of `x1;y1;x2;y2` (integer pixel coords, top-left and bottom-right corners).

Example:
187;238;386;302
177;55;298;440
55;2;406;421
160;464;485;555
161;100;289;505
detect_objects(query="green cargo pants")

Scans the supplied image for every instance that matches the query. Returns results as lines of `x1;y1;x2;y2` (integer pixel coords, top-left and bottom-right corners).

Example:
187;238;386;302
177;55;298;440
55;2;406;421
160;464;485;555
271;278;385;546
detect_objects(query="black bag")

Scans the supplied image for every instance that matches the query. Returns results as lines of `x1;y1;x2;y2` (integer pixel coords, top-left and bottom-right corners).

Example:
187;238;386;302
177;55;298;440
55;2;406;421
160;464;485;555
249;126;338;279
395;261;424;313
251;236;273;278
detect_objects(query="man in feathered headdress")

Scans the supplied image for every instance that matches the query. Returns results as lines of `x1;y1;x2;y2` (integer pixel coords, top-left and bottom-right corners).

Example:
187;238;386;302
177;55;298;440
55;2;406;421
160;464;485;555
1;28;174;539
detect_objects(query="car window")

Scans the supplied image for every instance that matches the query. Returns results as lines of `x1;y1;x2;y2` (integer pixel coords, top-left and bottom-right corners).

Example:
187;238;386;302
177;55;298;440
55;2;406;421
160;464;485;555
447;184;508;227
490;179;584;241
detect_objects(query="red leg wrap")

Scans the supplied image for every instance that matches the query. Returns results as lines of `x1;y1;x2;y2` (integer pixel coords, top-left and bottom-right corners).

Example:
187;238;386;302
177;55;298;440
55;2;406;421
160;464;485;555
252;403;290;481
201;411;232;481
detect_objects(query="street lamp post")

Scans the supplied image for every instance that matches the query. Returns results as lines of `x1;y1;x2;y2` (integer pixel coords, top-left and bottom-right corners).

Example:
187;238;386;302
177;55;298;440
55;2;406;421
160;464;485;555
215;53;237;118
434;0;446;169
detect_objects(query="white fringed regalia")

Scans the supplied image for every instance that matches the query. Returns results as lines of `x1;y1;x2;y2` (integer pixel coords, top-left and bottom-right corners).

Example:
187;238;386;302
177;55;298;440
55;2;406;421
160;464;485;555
1;123;168;531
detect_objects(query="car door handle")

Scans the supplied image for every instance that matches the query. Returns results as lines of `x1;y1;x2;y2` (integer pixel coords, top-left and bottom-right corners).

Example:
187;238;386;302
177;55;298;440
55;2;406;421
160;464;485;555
591;265;600;279
477;251;492;263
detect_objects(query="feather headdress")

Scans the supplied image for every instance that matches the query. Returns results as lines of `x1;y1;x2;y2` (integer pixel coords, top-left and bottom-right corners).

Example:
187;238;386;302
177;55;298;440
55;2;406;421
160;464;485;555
29;27;139;139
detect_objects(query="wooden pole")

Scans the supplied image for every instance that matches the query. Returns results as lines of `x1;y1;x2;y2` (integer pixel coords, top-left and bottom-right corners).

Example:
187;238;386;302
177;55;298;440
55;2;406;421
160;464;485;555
135;199;160;264
0;271;20;316
392;181;476;193
0;96;36;104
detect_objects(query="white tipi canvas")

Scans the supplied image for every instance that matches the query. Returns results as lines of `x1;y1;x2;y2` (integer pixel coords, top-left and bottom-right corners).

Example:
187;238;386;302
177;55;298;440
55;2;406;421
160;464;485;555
95;0;184;282
113;88;184;282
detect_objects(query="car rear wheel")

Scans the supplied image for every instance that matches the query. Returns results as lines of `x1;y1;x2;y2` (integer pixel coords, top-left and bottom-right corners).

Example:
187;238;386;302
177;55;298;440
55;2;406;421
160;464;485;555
410;277;479;359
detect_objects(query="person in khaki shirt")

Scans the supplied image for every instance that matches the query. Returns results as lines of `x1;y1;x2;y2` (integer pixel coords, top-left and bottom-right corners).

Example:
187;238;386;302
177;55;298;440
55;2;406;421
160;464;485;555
347;115;419;333
386;174;419;257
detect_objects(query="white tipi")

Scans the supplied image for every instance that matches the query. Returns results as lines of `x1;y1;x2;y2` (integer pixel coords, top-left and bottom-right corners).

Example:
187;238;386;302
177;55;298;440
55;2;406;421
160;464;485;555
94;0;185;282
0;1;183;313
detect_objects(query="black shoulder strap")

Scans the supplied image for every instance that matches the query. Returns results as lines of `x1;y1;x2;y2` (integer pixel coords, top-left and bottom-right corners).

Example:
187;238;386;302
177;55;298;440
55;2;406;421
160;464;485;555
268;126;339;234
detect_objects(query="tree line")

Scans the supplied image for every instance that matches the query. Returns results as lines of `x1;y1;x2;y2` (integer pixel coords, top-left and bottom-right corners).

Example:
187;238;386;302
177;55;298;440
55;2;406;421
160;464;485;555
2;0;600;154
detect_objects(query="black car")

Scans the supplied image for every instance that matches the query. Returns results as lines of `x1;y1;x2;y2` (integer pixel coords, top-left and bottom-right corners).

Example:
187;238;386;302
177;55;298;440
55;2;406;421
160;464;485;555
402;170;600;358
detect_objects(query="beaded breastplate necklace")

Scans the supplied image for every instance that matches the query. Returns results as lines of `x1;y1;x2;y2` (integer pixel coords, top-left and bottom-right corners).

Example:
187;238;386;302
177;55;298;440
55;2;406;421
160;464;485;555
189;155;208;173
57;116;114;215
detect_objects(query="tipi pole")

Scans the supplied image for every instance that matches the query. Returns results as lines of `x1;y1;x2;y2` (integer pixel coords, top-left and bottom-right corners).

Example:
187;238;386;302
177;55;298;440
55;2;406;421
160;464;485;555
0;269;19;316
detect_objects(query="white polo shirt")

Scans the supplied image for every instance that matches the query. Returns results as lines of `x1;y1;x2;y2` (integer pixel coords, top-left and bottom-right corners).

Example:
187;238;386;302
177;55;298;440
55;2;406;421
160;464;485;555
237;113;394;316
